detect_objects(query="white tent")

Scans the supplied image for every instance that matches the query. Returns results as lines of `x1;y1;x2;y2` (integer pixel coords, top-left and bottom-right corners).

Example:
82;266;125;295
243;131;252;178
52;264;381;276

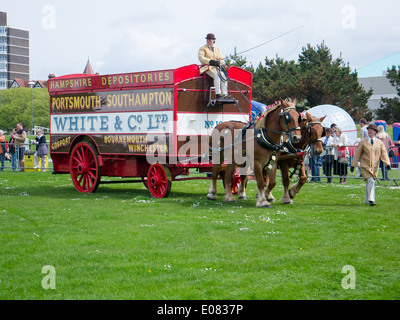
307;104;358;145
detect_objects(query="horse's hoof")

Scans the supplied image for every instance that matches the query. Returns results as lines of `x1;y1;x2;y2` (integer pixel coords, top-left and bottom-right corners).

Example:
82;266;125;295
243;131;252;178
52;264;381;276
267;197;276;203
282;198;293;205
207;193;217;200
256;201;271;208
238;195;247;200
224;196;237;203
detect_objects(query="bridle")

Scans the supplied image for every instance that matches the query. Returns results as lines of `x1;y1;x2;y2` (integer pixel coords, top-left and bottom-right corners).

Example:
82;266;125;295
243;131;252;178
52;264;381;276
279;105;301;141
305;120;325;144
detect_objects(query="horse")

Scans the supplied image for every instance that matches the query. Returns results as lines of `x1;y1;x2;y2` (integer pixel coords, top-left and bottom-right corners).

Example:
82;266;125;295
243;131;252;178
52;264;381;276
207;98;302;208
263;112;327;204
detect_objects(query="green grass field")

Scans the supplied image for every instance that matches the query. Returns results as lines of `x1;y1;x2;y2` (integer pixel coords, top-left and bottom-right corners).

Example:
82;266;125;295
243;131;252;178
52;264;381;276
1;171;399;300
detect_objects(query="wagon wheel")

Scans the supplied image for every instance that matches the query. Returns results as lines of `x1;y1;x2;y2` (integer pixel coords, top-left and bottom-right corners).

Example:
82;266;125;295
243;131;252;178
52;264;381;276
221;169;241;195
147;163;172;198
70;142;101;193
231;171;241;195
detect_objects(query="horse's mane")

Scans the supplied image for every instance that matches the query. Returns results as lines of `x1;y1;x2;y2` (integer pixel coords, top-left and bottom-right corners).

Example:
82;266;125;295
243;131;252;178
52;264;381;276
255;100;282;130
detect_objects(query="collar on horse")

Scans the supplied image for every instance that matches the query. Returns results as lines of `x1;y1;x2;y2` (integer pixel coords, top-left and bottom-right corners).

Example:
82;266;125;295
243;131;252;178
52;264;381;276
283;140;303;154
254;127;287;151
251;101;299;152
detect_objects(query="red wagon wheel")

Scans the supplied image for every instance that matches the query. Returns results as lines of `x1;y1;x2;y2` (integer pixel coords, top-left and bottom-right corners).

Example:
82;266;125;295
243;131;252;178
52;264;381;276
70;142;101;193
147;163;172;198
221;169;241;195
231;172;241;195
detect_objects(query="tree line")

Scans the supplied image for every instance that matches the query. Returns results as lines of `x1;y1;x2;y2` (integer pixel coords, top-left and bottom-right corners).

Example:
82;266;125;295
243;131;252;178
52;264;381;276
227;42;399;123
0;87;49;132
375;66;400;124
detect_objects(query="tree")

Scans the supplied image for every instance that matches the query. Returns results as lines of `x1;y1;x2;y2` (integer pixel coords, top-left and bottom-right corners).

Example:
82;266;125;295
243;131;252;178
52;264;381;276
298;43;372;120
250;42;372;120
0;87;50;132
252;56;305;105
375;66;400;123
225;53;255;74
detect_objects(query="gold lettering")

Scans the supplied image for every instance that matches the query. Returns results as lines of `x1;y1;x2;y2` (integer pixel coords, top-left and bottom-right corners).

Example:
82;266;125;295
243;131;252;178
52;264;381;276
166;91;172;106
149;92;154;105
141;93;148;106
129;94;135;107
96;95;101;108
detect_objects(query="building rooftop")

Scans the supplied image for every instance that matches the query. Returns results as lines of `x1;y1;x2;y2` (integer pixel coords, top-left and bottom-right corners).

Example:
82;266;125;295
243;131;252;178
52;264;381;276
359;74;397;95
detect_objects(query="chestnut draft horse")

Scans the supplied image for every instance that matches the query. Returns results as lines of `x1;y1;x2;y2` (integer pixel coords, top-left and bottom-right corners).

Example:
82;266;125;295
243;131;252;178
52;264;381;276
207;99;301;208
264;112;326;204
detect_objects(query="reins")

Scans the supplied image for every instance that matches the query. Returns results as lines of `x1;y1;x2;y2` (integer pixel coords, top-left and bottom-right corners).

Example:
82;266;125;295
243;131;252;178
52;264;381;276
200;66;301;159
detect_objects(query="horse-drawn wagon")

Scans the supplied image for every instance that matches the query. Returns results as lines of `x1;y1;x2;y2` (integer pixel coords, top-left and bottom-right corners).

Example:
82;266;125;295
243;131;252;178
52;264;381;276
48;64;253;198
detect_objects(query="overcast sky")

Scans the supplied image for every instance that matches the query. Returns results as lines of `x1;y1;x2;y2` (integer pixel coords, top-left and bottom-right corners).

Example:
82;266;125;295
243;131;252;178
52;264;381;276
2;0;400;80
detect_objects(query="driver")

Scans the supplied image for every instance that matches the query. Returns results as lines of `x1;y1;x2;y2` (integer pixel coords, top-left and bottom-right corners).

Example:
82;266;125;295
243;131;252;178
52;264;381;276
198;33;229;100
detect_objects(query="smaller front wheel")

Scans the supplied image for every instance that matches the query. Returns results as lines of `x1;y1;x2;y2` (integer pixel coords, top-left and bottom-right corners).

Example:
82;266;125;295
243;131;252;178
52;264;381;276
147;163;172;198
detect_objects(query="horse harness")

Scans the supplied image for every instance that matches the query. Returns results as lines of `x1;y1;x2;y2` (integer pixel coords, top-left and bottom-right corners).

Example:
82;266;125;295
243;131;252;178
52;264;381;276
281;119;325;179
282;118;324;154
253;104;300;152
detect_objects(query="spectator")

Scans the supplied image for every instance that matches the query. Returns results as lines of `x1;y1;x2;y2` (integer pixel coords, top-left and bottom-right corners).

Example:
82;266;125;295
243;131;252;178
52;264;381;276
332;126;349;184
0;130;5;171
376;125;392;180
309;154;321;182
12;123;27;172
8;128;17;171
330;123;338;138
351;124;391;206
33;129;48;172
359;118;368;140
322;128;334;183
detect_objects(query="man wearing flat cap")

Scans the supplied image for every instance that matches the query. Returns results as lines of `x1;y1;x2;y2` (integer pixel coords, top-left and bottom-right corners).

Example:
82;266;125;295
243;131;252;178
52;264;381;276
198;33;229;100
351;123;391;206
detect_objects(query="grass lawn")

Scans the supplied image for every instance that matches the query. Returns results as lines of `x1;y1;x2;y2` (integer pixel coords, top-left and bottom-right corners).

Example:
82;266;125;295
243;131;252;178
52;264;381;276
0;171;399;300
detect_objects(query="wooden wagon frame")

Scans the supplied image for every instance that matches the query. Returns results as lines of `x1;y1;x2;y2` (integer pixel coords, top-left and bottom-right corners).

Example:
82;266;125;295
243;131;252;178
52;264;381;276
48;64;253;197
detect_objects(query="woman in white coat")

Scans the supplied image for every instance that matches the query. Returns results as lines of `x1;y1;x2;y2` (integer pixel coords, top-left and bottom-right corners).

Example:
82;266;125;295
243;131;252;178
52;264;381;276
331;127;349;184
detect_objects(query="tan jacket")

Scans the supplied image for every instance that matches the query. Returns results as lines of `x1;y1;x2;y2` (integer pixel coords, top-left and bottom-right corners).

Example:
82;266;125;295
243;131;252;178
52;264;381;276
14;130;27;147
198;44;225;75
351;138;390;180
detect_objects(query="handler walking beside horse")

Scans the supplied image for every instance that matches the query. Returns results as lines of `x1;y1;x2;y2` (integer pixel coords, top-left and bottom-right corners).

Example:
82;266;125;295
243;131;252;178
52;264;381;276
350;123;391;206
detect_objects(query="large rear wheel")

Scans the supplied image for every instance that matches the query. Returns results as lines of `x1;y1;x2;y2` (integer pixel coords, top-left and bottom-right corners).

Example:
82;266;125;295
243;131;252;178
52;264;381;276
70;142;101;193
147;163;172;198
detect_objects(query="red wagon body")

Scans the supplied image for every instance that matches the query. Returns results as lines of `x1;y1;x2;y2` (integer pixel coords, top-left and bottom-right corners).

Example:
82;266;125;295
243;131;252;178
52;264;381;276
48;64;252;197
